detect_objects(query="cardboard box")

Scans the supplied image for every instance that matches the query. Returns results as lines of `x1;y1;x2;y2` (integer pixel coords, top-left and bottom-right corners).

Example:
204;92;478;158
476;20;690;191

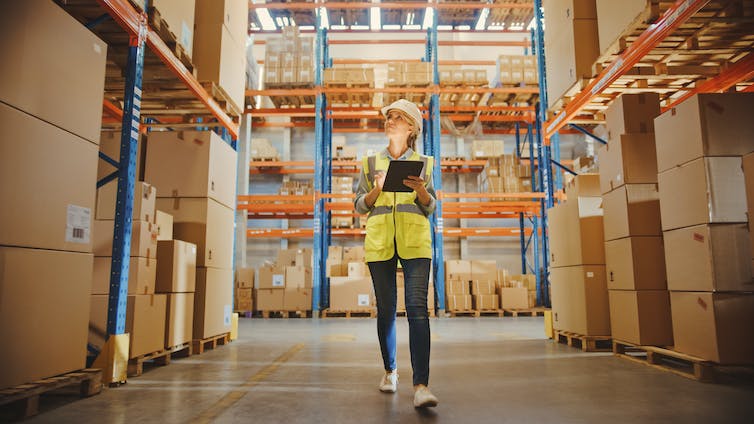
0;247;91;389
155;240;197;293
156;210;173;241
258;265;286;289
471;260;497;282
598;133;659;194
500;287;534;309
329;277;374;310
151;0;195;53
548;199;605;267
145;131;237;209
296;248;312;267
328;246;344;261
602;184;662;241
348;262;369;278
165;292;194;348
471;280;496;295
0;102;97;253
664;224;753;292
96;131;146;182
0;0;107;144
235;267;255;288
343;246;365;263
743;152;754;257
604;93;661;138
608;290;673;346
155;198;234;269
254;288;285;311
474;294;499;310
658;157;746;231
564;173;601;198
96;182;156;223
192;17;246;110
550;265;610;336
670;291;754;364
326;260;348;278
446;280;471;295
235;288;252;311
508;274;537;291
283;288;312;311
88;294;108;359
92;256;156;295
447;295;472;311
127;294;167;358
445;259;473;282
93;220;158;259
654;93;754;173
605;237;666;290
276;249;297;267
286;265;312;289
194;267;233;339
597;0;650;55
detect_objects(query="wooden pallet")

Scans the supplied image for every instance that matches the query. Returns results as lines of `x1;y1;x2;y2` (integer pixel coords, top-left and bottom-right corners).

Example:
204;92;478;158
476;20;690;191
254;310;313;318
448;310;480;317
235;310;253;318
146;7;195;73
554;330;612;352
127;343;191;377
191;333;230;355
503;307;548;317
200;81;242;117
0;369;102;419
324;82;374;108
320;308;376;318
477;309;506;317
612;340;723;382
250;156;281;162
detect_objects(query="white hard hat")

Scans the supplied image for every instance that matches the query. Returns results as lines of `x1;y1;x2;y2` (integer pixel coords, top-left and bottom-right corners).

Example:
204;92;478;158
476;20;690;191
381;99;423;135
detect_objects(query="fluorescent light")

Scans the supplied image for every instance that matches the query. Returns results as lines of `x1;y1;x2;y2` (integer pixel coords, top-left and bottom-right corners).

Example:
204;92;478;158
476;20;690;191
370;7;381;30
331;25;347;30
475;8;489;30
422;7;433;29
456;25;471;30
275;17;283;27
437;25;452;31
488;25;506;31
351;25;370;30
319;6;330;29
300;25;315;31
384;24;401;30
256;8;276;31
403;24;421;30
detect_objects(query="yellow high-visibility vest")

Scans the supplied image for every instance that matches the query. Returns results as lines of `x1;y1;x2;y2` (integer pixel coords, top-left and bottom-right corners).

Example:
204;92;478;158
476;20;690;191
362;152;434;262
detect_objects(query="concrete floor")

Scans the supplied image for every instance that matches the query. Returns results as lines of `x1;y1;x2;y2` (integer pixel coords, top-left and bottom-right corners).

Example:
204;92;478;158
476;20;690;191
22;316;754;423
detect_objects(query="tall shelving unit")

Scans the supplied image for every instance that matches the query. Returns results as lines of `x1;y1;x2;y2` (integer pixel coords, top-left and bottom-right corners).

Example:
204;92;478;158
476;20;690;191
59;0;242;379
244;1;554;313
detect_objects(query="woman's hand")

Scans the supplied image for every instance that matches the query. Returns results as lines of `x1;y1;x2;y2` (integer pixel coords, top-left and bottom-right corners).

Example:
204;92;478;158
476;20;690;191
374;171;386;191
403;175;432;207
365;171;385;208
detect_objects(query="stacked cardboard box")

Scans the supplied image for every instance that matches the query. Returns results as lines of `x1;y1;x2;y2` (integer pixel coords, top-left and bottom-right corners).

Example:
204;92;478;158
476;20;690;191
145;130;237;340
543;0;599;108
0;0;106;389
193;0;248;112
598;93;673;347
150;0;195;56
497;55;538;85
471;261;499;311
388;62;433;86
471;140;505;160
255;248;313;312
445;260;505;311
549;174;610;336
250;138;280;160
156;239;197;349
479;154;531;193
445;260;473;311
596;0;651;57
324;66;376;86
234;268;255;313
92;181;165;359
264;26;314;85
501;274;537;310
327;246;376;311
655;93;754;363
332;176;355;228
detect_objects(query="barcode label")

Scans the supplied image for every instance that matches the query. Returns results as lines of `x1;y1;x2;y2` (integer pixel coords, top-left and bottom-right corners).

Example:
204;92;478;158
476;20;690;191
357;294;370;306
66;205;91;244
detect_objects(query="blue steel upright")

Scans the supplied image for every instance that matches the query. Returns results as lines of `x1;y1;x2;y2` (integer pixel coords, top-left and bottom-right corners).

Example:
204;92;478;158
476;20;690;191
107;22;146;336
312;13;325;313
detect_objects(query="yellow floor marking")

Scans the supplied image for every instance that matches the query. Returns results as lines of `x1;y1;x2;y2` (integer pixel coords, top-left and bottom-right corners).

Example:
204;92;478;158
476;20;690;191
193;343;305;423
322;333;357;342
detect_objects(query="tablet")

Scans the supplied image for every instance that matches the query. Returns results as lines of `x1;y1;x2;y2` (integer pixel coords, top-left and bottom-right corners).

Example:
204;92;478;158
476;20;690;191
382;160;424;192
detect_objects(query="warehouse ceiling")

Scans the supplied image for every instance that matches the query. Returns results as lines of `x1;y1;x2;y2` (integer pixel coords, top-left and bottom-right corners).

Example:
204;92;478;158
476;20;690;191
249;0;536;33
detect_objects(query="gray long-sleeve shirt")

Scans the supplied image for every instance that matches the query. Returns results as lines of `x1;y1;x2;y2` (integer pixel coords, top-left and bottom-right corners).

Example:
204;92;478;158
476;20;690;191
353;148;437;217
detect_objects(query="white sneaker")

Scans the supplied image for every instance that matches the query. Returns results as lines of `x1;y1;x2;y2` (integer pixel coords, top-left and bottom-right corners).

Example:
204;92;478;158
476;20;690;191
413;385;438;408
379;371;398;393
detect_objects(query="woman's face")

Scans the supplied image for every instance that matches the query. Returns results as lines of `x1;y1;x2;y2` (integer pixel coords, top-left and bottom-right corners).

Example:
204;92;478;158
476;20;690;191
384;110;414;142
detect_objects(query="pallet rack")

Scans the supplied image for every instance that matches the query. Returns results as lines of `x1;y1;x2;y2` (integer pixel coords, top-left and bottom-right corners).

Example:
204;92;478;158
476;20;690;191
58;0;242;381
242;0;555;314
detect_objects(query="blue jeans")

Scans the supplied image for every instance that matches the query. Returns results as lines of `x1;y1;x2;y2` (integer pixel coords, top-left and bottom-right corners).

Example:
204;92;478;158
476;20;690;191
368;254;431;386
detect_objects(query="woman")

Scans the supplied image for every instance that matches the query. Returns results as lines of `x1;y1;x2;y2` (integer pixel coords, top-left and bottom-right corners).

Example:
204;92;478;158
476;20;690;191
353;99;439;408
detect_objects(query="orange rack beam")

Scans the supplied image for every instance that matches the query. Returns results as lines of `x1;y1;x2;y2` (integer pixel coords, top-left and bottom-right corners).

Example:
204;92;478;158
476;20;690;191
543;0;709;141
248;159;487;174
246;226;533;239
249;2;533;11
97;0;238;138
